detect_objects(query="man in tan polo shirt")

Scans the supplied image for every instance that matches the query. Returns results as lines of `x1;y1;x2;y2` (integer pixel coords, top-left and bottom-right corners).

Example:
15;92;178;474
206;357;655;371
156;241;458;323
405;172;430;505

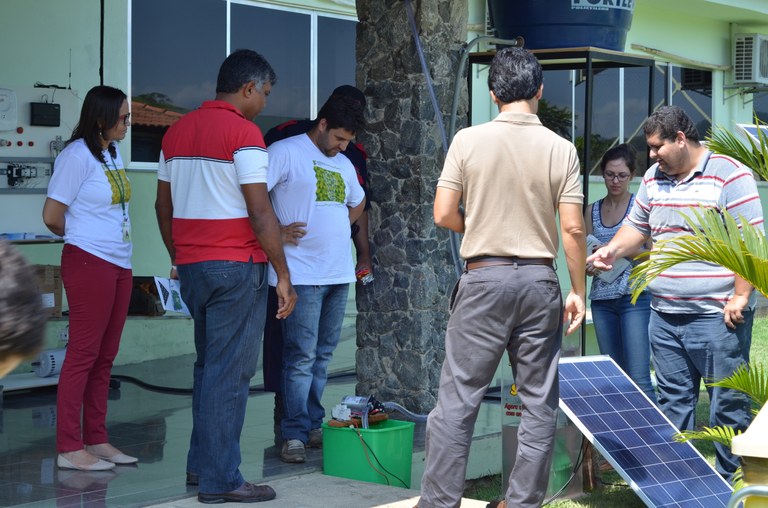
416;47;586;508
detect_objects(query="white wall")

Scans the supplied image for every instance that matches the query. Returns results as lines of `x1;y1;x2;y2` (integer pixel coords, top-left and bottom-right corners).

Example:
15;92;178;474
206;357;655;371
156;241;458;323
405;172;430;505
1;0;129;92
0;1;130;238
628;4;758;127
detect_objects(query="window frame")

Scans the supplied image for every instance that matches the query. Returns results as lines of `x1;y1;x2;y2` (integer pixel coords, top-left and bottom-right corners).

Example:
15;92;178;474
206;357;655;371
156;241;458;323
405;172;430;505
127;0;357;171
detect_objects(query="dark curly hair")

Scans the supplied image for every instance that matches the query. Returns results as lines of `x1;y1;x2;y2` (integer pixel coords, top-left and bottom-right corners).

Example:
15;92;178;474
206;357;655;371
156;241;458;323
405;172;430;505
642;105;700;143
0;240;46;364
488;47;543;104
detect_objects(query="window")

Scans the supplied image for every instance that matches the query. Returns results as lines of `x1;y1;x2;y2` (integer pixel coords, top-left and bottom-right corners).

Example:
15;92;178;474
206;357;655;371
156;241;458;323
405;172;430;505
531;66;655;175
318;16;357;102
131;0;356;164
230;4;311;135
131;0;226;163
753;92;768;125
535;63;717;173
652;64;712;142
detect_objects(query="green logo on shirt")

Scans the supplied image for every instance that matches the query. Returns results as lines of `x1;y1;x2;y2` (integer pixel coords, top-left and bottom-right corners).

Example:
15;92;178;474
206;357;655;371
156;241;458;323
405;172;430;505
104;167;132;205
314;164;344;203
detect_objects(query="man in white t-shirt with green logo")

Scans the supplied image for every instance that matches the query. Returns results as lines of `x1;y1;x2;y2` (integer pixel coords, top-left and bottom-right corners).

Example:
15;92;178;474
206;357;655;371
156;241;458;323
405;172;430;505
267;94;366;463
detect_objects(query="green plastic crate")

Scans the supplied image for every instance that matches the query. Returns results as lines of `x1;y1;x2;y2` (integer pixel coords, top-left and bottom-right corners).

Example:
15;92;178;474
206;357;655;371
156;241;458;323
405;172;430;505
322;419;415;488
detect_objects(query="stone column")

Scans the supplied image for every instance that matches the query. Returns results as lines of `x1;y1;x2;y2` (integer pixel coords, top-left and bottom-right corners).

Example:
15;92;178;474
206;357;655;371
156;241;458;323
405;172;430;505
354;0;468;413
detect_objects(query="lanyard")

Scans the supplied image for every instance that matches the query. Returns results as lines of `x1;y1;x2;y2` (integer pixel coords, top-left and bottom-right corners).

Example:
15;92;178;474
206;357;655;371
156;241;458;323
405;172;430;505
104;153;127;218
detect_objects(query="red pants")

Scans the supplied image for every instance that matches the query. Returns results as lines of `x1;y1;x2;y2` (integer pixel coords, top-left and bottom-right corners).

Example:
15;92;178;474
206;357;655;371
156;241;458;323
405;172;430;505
56;244;132;452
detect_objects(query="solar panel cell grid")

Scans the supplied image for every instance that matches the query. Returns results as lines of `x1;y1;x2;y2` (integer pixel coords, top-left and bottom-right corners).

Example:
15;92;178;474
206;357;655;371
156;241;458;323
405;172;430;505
559;356;733;508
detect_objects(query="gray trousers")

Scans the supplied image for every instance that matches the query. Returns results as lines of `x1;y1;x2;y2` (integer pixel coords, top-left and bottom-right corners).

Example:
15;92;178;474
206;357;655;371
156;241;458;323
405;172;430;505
419;264;563;508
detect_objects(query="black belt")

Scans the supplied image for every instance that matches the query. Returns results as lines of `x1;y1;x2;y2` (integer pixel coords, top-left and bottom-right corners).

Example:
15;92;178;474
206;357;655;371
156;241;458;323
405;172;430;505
465;256;553;270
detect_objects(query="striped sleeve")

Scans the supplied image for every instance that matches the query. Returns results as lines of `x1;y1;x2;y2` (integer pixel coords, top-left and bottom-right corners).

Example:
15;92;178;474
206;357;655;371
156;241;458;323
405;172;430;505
625;167;654;235
722;166;764;231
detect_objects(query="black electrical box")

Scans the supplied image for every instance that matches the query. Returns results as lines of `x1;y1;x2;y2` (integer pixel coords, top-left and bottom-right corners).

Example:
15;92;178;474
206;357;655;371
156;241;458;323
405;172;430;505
30;102;61;127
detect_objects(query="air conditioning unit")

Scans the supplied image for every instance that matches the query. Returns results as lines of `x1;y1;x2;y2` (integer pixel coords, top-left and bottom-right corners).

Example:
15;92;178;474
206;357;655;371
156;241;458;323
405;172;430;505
733;33;768;86
681;68;712;91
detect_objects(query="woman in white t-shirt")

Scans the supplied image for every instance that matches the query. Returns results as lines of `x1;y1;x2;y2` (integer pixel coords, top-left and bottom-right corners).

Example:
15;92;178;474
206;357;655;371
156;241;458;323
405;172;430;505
43;86;137;471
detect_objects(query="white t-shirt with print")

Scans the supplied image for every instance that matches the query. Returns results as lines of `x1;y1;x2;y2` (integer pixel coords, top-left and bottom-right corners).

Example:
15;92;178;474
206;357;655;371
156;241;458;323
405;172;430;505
47;139;132;268
267;133;364;286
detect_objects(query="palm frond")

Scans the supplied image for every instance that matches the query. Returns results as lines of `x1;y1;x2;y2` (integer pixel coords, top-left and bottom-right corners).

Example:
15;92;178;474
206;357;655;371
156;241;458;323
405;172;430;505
705;116;768;180
674;426;740;447
630;208;768;302
707;363;768;410
707;127;761;174
732;468;745;491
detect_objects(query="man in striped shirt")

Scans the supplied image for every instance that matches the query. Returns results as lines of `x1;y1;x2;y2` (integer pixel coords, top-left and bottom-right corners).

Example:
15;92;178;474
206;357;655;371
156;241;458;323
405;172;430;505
588;105;764;481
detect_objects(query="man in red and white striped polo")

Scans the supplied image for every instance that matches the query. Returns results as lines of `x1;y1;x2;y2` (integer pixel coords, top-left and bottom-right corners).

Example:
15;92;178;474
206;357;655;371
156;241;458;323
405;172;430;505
589;105;764;482
155;49;296;504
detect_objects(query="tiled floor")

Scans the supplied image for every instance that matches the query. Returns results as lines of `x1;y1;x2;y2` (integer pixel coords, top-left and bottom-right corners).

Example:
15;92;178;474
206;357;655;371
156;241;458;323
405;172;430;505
0;312;481;508
0;290;510;508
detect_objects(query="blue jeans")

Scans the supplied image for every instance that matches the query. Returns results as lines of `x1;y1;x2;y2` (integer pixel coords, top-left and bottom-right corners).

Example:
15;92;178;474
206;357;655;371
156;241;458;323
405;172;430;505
591;292;655;401
178;260;267;493
280;284;349;442
649;309;753;480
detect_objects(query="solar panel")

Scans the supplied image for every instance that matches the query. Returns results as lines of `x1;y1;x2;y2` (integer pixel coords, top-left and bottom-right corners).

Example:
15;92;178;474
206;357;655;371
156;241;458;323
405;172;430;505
559;356;733;508
736;123;768;145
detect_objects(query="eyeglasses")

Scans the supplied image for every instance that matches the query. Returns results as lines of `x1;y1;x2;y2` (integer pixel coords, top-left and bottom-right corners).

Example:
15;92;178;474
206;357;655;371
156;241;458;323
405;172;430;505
603;172;631;182
118;113;131;126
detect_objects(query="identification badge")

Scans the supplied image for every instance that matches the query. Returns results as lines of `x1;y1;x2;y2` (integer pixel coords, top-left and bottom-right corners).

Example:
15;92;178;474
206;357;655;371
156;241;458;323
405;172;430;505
122;220;131;243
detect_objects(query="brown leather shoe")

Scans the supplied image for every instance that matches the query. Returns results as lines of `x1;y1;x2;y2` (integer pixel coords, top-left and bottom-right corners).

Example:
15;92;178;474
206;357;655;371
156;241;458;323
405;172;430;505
198;481;276;504
487;500;506;508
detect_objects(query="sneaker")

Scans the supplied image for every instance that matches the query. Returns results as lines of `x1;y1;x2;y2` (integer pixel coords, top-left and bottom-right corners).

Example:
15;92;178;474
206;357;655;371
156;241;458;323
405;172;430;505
280;439;306;463
307;428;323;448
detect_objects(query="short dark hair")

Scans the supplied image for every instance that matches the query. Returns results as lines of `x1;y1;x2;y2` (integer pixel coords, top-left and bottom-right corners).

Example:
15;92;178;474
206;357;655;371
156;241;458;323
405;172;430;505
600;143;638;174
488;47;543;104
0;241;46;362
216;49;277;94
317;94;366;134
642;105;700;143
68;85;127;164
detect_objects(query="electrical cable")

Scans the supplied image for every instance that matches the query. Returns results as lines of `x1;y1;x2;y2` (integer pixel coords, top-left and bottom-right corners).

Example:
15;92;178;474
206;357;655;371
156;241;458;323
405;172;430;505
351;426;391;486
475;384;587;504
352;425;409;488
402;0;448;154
402;0;463;279
402;0;524;279
113;367;585;500
33;82;67;89
110;368;357;396
542;434;586;506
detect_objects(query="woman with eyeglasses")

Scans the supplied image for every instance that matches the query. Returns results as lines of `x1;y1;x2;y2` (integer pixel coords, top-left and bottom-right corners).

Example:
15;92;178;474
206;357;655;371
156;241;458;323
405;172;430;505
585;143;655;402
43;85;137;471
